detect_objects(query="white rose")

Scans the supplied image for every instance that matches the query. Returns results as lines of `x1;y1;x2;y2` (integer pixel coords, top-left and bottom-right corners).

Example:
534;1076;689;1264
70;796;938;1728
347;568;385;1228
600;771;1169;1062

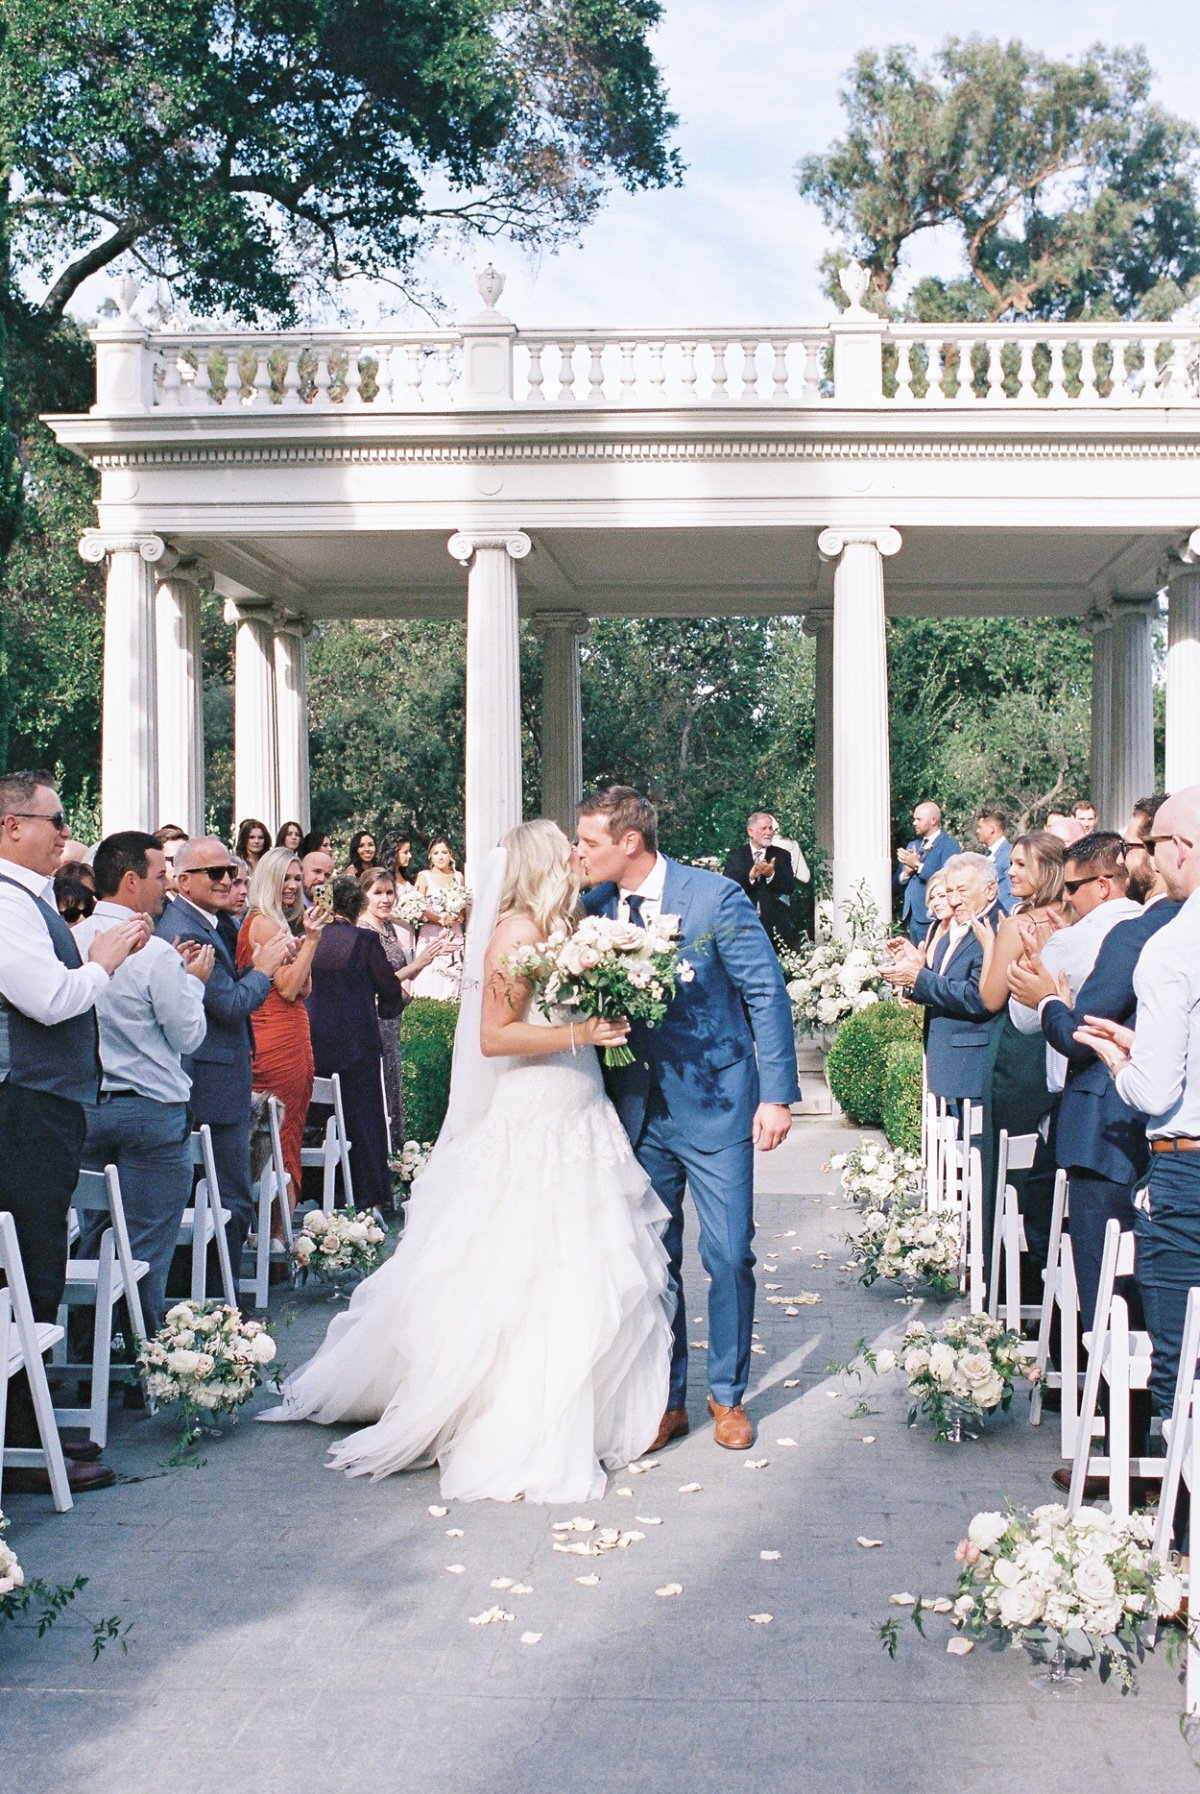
904;1348;930;1377
1072;1558;1117;1606
997;1581;1045;1628
953;1593;975;1619
676;961;696;984
166;1348;200;1375
194;1352;215;1378
968;1512;1010;1552
957;1351;994;1390
250;1334;277;1365
165;1302;194;1326
294;1236;314;1262
873;1349;896;1375
1155;1571;1185;1617
928;1343;957;1383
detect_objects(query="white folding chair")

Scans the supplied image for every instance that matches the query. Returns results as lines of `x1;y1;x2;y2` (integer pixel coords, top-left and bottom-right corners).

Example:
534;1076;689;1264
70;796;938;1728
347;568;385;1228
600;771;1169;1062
922;1091;941;1207
178;1125;238;1307
243;1095;293;1310
0;1212;72;1512
1152;1289;1200;1561
1029;1172;1081;1449
988;1129;1039;1324
302;1074;354;1215
961;1145;986;1315
1067;1220;1160;1521
52;1166;150;1449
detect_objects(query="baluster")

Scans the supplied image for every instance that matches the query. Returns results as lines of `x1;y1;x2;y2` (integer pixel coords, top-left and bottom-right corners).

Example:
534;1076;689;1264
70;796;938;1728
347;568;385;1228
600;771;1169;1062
802;340;822;403
1046;340;1067;403
1077;338;1099;403
923;339;946;402
648;341;666;398
740;339;760;400
1017;340;1036;403
252;349;271;408
985;339;1005;403
400;344;422;407
1173;336;1196;402
434;343;455;403
371;344;392;408
710;339;730;401
619;342;637;403
281;348;302;407
587;341;606;401
893;339;914;404
680;341;697;401
952;337;975;403
771;340;790;402
525;343;545;403
557;342;577;402
159;347;182;408
344;347;363;408
224;347;242;407
313;347;331;406
1119;340;1141;403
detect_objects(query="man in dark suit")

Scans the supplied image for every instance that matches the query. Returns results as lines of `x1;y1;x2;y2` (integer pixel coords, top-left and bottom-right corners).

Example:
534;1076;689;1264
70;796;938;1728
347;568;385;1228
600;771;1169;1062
895;801;960;943
975;806;1014;913
156;837;291;1267
722;811;797;951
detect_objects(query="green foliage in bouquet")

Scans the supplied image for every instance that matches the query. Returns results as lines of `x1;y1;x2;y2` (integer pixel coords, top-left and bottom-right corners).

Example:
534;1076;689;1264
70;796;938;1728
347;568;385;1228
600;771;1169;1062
882;1041;924;1155
827;1002;922;1126
402;998;459;1146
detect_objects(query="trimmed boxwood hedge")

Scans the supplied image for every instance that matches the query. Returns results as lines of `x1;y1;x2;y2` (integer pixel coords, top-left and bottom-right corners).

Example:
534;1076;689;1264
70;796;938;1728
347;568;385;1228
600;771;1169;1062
825;1001;922;1126
401;997;459;1145
882;1040;923;1155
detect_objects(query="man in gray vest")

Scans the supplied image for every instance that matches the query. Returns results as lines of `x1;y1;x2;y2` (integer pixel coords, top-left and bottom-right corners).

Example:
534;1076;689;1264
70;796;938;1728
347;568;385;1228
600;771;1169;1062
0;770;148;1495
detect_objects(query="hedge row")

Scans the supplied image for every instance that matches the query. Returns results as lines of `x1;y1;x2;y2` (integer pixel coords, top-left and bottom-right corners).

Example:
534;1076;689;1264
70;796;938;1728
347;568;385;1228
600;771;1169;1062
881;1041;923;1155
825;1001;922;1126
401;997;459;1144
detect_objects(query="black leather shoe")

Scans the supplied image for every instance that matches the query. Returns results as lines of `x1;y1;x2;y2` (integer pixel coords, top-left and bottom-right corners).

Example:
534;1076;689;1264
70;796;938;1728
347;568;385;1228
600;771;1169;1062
5;1459;116;1494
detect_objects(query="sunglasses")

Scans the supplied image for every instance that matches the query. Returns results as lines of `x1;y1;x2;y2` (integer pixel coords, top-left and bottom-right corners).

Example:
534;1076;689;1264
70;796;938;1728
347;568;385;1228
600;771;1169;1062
1063;873;1107;895
184;864;236;882
9;810;67;830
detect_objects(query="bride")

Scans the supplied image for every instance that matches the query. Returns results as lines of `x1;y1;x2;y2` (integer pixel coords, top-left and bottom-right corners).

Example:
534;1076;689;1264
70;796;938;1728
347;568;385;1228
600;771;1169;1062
261;819;673;1503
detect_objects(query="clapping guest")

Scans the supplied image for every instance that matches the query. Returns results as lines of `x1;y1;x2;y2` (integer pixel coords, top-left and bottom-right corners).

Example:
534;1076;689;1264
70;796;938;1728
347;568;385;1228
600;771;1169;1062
723;812;797;950
358;868;450;1151
235;818;271;871
276;821;304;852
307;875;405;1211
237;848;327;1245
975;807;1014;914
54;865;96;925
895;802;960;944
345;830;378;877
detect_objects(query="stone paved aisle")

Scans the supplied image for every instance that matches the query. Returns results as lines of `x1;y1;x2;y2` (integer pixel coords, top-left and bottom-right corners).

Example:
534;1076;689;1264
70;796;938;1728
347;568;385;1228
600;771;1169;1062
3;1123;1198;1794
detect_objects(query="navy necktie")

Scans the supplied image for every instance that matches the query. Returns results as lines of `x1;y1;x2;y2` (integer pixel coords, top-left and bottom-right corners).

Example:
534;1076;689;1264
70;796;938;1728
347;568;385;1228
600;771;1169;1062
625;893;645;928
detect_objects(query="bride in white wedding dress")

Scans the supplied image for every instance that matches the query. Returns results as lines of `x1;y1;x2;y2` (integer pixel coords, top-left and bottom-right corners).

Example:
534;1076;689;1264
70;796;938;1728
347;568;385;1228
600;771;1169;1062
260;819;672;1503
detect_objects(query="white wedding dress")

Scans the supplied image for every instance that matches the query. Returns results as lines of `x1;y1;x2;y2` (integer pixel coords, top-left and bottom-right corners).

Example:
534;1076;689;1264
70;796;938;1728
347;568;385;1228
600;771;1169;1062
261;856;672;1504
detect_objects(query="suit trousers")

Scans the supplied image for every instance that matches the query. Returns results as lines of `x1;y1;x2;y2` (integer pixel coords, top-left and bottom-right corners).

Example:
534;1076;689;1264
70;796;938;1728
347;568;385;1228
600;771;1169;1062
1061;1168;1142;1332
634;1084;755;1408
1134;1151;1200;1420
0;1081;86;1446
80;1093;192;1332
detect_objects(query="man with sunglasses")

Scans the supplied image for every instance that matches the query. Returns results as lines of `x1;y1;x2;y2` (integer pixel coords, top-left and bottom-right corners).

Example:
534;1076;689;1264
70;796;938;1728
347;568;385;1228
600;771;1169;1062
157;837;292;1280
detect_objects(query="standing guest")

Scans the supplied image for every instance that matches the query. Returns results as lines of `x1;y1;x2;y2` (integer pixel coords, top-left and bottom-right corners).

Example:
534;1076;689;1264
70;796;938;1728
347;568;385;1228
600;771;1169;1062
237;849;327;1242
54;865;96;925
299;828;332;860
723;812;797;950
225;858;251;930
276;821;304;852
75;832;210;1331
300;848;334;909
345;830;378;877
1045;812;1086;848
157;838;292;1272
357;868;450;1150
412;836;466;1000
392;837;417;885
1074;799;1098;833
1075;786;1200;1446
307;875;405;1211
0;769;148;1495
234;818;271;873
1123;794;1170;904
895;802;960;945
58;838;90;870
975;807;1014;914
154;825;188;896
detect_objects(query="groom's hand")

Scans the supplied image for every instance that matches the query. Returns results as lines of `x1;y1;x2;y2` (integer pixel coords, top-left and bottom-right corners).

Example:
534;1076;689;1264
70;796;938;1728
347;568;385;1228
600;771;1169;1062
752;1102;792;1152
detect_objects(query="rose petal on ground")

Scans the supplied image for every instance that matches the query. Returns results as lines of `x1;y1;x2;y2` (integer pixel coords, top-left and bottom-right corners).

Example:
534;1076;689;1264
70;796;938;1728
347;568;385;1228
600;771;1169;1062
751;1345;767;1355
857;1537;884;1549
793;1293;822;1305
636;1516;662;1526
824;1391;841;1400
468;1606;513;1625
571;1517;596;1532
748;1613;773;1625
655;1583;683;1597
689;1340;708;1348
745;1459;769;1470
926;1598;954;1613
490;1577;515;1590
519;1632;543;1646
775;1438;798;1449
510;1583;533;1596
784;1307;800;1316
783;1379;801;1389
765;1283;782;1291
551;1520;574;1532
614;1487;633;1498
445;1564;466;1575
946;1637;975;1655
428;1505;449;1518
860;1436;876;1445
889;1593;916;1607
677;1482;703;1494
445;1528;465;1538
575;1573;601;1587
553;1542;595;1556
784;1230;796;1237
759;1550;781;1562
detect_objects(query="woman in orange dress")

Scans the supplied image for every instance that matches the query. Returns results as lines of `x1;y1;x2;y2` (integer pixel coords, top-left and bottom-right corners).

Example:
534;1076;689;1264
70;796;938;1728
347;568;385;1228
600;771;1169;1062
237;847;327;1242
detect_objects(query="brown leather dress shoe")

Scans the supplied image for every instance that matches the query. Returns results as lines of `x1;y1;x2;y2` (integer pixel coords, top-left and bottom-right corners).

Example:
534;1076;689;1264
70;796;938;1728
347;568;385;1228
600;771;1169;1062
62;1439;103;1463
708;1395;754;1450
4;1459;116;1495
644;1409;689;1454
1051;1465;1160;1505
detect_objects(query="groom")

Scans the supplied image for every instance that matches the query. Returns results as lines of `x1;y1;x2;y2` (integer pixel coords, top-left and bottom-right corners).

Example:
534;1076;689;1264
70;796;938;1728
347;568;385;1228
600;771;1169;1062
576;787;800;1451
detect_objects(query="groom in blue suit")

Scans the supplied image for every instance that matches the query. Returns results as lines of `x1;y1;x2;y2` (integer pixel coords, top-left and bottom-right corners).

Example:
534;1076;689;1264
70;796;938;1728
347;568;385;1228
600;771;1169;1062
576;788;800;1452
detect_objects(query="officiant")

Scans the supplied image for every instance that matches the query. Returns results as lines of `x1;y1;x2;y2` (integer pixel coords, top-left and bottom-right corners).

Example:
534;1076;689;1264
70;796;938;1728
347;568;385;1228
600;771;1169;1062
722;811;796;951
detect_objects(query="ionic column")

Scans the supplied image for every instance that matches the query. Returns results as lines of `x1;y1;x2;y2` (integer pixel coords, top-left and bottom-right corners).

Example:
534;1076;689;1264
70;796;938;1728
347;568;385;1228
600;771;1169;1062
274;615;315;830
817;527;901;929
448;531;531;872
155;559;210;835
802;608;834;869
532;611;589;836
1108;595;1157;830
1166;531;1200;792
223;599;280;829
1087;608;1114;828
79;531;169;835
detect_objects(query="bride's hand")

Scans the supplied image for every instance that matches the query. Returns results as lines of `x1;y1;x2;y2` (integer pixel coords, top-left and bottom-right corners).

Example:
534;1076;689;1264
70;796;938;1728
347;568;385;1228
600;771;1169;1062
578;1015;631;1049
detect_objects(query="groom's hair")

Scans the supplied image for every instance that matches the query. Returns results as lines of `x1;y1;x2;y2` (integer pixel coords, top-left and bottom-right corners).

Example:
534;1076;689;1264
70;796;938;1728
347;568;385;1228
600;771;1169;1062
578;786;658;854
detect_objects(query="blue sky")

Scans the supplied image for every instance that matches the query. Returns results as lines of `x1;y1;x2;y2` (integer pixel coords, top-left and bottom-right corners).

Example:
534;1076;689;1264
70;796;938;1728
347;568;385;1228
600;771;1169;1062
417;1;1200;330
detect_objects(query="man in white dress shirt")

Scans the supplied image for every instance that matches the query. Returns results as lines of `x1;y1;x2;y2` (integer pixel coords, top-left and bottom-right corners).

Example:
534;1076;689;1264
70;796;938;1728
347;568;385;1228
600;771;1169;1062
0;770;148;1494
75;832;212;1330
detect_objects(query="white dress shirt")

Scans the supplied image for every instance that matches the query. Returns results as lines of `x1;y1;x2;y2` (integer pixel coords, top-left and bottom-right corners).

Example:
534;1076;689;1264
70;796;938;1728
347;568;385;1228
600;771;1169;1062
73;901;207;1104
0;857;108;1023
1009;896;1141;1092
618;853;668;925
1114;886;1200;1138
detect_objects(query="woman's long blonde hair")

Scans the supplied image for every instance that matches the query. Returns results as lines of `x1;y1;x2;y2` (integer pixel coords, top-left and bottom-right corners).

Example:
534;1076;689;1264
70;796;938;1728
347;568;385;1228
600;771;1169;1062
1013;830;1066;913
499;819;578;938
246;846;303;930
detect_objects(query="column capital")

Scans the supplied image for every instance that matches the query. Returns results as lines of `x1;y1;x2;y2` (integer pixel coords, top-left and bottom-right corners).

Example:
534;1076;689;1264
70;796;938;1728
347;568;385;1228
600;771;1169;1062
447;530;531;567
800;606;834;637
222;596;277;629
155;554;214;592
79;530;175;569
1110;593;1160;620
273;608;316;640
1085;603;1113;635
530;609;590;640
1168;529;1200;571
817;526;902;563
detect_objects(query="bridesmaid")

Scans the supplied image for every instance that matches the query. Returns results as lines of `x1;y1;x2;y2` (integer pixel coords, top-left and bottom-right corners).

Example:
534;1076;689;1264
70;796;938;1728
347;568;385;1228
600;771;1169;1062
345;830;378;877
276;820;304;852
235;817;271;873
412;835;467;1000
238;847;327;1247
357;868;447;1150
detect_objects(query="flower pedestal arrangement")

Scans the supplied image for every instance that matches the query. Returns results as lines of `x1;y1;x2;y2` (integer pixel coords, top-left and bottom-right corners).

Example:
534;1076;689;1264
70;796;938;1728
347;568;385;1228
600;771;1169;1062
137;1301;277;1459
291;1209;387;1296
828;1141;923;1210
885;1313;1042;1443
848;1204;961;1300
779;884;889;1040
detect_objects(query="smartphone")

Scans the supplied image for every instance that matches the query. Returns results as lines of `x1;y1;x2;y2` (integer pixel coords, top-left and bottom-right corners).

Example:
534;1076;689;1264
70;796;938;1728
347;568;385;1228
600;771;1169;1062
313;883;334;919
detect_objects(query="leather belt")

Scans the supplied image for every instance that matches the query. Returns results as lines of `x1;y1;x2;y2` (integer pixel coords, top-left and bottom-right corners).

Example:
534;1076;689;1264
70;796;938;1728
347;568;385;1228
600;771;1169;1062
1150;1137;1200;1154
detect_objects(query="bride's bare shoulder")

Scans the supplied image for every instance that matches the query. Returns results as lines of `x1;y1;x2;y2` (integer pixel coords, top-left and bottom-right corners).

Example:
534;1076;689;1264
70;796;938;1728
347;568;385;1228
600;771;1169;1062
487;911;541;955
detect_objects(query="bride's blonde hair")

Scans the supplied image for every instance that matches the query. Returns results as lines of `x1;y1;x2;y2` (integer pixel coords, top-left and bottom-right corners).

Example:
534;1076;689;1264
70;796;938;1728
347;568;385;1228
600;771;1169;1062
499;819;579;938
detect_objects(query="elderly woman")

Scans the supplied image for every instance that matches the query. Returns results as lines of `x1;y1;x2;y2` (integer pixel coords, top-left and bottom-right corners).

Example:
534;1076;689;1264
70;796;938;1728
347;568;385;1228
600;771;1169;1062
883;851;1001;1115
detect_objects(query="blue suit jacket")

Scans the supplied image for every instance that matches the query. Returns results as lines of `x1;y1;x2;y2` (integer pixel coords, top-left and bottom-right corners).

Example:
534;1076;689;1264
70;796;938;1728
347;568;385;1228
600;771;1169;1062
582;859;800;1153
155;899;272;1125
911;919;999;1103
899;832;960;932
991;839;1014;915
1040;899;1180;1184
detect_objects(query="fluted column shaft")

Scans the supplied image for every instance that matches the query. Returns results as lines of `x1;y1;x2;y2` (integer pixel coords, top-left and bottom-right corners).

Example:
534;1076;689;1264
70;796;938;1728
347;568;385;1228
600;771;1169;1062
1088;611;1114;828
274;620;313;830
817;527;901;929
1108;596;1156;830
804;609;834;869
449;531;530;872
1167;538;1200;793
534;611;588;836
224;600;280;830
80;532;167;835
155;563;208;834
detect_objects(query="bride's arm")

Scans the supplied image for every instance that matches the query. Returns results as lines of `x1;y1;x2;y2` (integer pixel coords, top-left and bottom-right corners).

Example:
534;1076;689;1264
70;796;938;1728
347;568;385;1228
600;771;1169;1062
479;915;629;1059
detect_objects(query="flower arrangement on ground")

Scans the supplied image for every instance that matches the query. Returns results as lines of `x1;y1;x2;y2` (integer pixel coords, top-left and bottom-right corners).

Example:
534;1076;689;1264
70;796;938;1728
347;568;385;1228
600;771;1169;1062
506;912;694;1067
849;1203;960;1294
292;1208;387;1282
392;1139;432;1186
0;1512;118;1653
0;1517;26;1619
778;883;888;1036
883;1313;1041;1440
137;1301;277;1426
826;1139;922;1209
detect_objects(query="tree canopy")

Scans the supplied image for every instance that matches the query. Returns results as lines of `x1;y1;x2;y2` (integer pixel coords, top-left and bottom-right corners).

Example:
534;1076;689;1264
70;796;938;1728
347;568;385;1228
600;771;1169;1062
797;37;1200;322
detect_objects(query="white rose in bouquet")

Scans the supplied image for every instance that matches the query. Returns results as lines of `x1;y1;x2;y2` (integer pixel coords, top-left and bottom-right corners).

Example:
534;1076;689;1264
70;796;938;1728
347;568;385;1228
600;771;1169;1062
996;1580;1045;1629
968;1512;1010;1552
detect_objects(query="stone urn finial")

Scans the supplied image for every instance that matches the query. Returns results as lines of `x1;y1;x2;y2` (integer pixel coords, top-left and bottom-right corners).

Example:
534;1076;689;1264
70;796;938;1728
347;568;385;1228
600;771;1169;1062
475;264;506;314
112;273;140;319
838;260;872;317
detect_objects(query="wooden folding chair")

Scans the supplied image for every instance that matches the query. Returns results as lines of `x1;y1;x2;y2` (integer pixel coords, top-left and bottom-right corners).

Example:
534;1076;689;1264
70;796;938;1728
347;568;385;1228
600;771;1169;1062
52;1165;149;1448
178;1124;238;1307
1068;1219;1160;1522
243;1095;293;1310
302;1074;354;1214
0;1212;72;1512
988;1129;1039;1327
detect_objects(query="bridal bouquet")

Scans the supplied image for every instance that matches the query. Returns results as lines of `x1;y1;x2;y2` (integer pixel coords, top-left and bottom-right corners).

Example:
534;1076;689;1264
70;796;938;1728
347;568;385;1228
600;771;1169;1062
507;913;694;1067
849;1203;960;1293
949;1504;1183;1687
827;1140;922;1210
292;1208;387;1282
393;886;428;930
429;882;470;926
778;884;888;1035
888;1313;1040;1440
138;1301;276;1419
